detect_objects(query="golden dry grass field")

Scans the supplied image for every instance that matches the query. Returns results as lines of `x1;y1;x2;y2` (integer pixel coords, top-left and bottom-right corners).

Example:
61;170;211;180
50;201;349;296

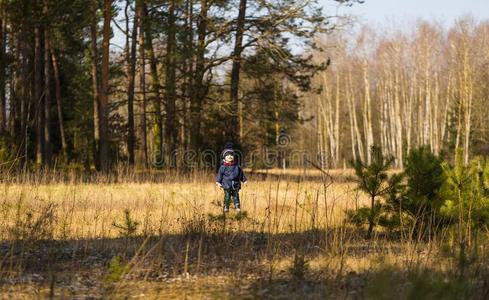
0;179;362;239
0;170;488;299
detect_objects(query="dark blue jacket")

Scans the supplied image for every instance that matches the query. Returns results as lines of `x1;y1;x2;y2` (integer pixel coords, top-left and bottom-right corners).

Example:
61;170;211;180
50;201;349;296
216;164;247;190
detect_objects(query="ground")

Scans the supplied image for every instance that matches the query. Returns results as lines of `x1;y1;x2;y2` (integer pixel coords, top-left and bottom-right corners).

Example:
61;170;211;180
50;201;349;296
0;170;487;299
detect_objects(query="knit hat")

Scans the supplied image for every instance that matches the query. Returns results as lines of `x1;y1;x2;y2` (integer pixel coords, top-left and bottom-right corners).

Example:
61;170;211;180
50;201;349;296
222;149;234;158
221;142;235;159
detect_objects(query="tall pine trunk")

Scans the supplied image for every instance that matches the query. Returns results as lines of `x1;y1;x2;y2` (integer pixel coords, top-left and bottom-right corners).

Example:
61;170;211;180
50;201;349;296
99;0;112;171
190;0;208;151
181;0;194;154
139;1;149;168
34;25;44;165
0;10;6;134
90;0;101;169
43;0;52;166
43;28;52;166
144;5;163;167
228;0;247;143
19;29;30;165
126;0;138;165
51;50;68;161
165;0;177;167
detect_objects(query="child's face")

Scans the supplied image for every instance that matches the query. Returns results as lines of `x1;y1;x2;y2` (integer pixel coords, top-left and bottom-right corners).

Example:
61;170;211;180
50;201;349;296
224;154;234;163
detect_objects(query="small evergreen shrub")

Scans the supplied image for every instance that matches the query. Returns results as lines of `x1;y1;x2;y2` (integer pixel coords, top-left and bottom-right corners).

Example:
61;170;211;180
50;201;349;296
112;209;140;237
288;253;309;282
347;146;403;238
439;150;489;250
385;146;447;239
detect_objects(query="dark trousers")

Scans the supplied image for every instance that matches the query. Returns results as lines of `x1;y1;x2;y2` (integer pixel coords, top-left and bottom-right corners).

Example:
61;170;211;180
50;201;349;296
224;189;240;209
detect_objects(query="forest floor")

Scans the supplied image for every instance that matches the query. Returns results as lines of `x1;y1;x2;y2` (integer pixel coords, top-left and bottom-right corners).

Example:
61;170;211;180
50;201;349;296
0;171;487;299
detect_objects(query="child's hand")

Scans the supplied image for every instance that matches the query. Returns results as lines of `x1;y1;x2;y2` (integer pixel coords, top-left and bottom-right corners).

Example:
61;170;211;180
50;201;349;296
216;182;222;188
243;181;248;186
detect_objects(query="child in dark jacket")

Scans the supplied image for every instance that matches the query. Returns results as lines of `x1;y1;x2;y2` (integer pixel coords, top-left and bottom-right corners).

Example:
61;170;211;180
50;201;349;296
216;149;247;212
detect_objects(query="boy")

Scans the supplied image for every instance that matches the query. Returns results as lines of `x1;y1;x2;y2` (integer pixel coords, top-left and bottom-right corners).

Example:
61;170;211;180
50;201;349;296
216;149;247;213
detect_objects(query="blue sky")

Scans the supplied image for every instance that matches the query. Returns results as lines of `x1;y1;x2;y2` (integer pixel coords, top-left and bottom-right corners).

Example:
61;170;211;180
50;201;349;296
113;0;489;50
323;0;489;26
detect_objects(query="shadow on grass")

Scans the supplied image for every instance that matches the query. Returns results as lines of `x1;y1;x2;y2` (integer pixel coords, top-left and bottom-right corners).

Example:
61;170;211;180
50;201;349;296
1;224;489;299
0;226;401;275
242;264;488;300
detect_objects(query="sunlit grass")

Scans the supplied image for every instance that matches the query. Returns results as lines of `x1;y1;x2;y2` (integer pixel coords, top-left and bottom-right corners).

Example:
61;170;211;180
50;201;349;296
0;170;488;298
0;177;366;240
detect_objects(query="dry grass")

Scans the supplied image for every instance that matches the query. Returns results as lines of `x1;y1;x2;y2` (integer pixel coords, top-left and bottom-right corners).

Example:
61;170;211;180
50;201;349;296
0;170;488;299
0;179;364;239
